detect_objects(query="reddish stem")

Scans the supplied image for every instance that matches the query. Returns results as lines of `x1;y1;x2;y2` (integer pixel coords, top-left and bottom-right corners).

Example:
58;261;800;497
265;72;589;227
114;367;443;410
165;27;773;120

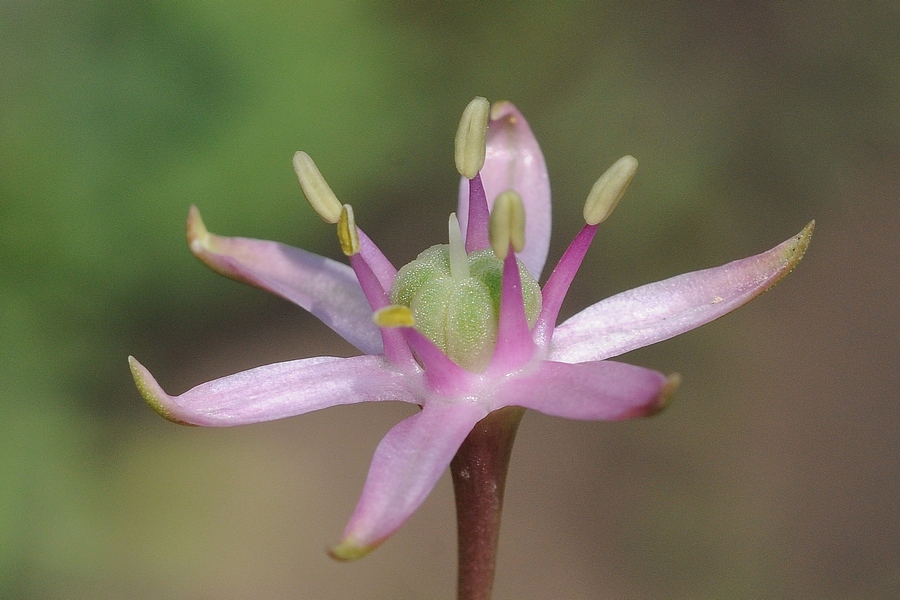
450;406;524;600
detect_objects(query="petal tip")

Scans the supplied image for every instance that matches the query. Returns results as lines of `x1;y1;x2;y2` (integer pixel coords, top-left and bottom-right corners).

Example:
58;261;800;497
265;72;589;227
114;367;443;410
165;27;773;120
653;372;681;415
328;537;379;562
791;220;815;261
186;205;209;253
187;206;225;269
622;372;680;419
128;356;196;426
184;208;252;284
769;220;815;286
489;100;516;120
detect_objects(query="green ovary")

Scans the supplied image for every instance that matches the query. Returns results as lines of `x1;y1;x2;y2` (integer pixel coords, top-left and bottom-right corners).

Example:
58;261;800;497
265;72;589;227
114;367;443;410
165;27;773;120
390;245;542;371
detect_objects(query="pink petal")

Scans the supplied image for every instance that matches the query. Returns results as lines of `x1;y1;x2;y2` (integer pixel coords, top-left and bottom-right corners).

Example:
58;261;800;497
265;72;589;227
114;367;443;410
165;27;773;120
458;102;551;279
551;222;815;363
331;400;489;560
128;355;417;427
494;360;677;420
187;206;382;355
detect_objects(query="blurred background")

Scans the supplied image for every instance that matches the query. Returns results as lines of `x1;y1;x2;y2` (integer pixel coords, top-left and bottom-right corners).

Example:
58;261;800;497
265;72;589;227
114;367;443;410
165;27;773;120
1;1;897;598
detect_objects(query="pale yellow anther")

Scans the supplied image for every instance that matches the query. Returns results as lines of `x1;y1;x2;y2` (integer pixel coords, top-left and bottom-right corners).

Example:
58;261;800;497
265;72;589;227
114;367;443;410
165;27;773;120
293;151;342;224
337;204;360;256
489;190;526;259
373;305;416;328
454;97;490;179
583;155;638;226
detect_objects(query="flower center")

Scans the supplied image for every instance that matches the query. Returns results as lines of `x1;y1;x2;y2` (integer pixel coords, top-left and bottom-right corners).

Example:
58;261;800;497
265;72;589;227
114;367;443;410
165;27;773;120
390;243;541;371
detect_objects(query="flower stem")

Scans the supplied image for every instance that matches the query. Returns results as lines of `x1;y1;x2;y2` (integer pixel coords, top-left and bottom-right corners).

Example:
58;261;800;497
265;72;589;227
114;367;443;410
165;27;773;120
450;406;525;600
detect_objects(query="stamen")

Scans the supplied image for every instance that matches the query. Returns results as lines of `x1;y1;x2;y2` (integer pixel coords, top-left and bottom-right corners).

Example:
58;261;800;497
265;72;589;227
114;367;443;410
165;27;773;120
489;190;526;259
373;305;416;328
351;253;414;368
357;230;398;293
454;97;490;179
448;213;470;280
293;151;343;224
374;306;475;396
338;204;360;256
488;248;537;374
462;173;491;253
532;223;598;347
583;155;638;225
295;152;397;287
533;157;638;346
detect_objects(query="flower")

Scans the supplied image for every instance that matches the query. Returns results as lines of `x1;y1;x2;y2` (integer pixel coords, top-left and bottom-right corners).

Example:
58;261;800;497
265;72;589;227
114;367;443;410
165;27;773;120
129;98;813;560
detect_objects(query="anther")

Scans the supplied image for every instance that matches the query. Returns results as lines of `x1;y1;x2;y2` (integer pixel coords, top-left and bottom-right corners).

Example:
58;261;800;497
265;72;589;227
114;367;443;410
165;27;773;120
373;305;415;328
583;155;638;226
337;204;360;256
454;97;490;179
489;190;526;259
293;151;343;224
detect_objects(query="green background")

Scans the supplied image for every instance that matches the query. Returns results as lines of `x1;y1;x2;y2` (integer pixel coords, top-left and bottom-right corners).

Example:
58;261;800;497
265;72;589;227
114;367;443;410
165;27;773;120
2;2;897;598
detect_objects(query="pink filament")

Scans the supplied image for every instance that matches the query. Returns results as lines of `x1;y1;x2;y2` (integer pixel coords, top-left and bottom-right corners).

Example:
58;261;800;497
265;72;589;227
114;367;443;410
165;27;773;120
464;173;491;253
489;248;537;373
532;223;598;347
349;253;413;367
358;229;397;293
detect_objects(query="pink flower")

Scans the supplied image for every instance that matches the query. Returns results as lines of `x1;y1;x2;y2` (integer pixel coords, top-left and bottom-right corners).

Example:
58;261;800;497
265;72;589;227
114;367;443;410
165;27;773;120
129;99;813;560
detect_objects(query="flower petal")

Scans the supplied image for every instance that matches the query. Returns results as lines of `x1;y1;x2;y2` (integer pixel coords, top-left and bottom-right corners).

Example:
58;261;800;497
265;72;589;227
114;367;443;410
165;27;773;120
550;222;815;363
458;102;551;279
187;206;383;355
494;360;677;420
331;400;489;560
128;355;416;427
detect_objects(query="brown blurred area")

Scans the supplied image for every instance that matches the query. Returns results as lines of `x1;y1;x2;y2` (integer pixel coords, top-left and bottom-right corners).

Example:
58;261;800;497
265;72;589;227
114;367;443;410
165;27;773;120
4;1;897;598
